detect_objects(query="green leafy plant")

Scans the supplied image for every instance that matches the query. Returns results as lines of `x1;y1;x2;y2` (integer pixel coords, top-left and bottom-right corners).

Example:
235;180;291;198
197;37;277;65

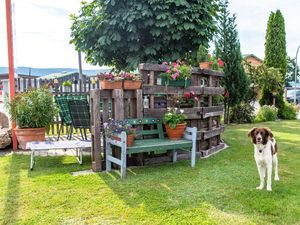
281;102;297;120
163;108;187;128
212;95;224;106
9;88;58;129
255;105;278;122
70;0;220;70
197;45;209;62
162;61;192;81
229;102;255;124
62;80;72;87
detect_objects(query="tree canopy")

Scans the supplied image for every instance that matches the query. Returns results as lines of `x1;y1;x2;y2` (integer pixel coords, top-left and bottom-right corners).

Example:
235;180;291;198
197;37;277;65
70;0;220;70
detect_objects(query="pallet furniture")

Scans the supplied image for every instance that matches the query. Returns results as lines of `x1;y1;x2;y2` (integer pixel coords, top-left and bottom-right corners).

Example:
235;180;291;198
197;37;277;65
139;63;225;157
105;118;197;178
89;63;225;172
26;140;91;170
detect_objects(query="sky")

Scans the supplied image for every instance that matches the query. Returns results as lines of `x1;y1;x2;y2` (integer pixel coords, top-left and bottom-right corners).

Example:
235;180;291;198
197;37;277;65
0;0;300;69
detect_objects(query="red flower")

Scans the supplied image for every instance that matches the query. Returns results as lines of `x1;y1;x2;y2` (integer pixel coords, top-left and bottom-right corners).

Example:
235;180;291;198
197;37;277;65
217;58;225;67
223;90;229;98
184;93;191;99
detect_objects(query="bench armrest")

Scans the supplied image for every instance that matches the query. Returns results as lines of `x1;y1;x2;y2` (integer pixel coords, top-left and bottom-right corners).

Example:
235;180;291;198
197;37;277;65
184;127;197;141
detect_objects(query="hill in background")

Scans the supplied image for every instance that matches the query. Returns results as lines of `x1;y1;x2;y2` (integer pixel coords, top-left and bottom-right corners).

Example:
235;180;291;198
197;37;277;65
0;66;110;77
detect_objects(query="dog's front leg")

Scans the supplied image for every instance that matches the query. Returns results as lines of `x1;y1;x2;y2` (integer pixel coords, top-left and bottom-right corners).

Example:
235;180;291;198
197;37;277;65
256;163;265;190
266;163;273;191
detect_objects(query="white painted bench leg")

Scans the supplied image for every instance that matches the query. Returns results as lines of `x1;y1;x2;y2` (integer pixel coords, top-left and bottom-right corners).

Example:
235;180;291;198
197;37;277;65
191;127;197;167
120;132;127;179
172;149;177;162
30;149;35;170
79;148;83;165
106;138;112;172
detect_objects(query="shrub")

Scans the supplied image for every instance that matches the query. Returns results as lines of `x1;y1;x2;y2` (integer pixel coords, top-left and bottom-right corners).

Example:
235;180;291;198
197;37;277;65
255;105;278;122
280;102;297;120
9;88;58;129
229;102;255;124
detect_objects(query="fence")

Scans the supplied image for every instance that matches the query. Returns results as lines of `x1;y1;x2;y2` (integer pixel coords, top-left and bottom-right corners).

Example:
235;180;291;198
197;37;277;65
14;77;98;136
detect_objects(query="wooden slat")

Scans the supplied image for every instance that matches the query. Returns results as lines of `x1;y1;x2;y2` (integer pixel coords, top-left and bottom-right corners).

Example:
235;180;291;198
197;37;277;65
202;111;224;119
203;87;224;95
201;126;225;140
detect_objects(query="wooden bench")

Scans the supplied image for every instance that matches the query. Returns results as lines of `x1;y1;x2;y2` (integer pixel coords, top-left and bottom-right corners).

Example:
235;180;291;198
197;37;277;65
105;118;197;178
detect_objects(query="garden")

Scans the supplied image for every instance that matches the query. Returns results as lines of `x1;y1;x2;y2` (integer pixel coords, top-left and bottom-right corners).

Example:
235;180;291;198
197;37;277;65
1;120;300;224
1;0;300;224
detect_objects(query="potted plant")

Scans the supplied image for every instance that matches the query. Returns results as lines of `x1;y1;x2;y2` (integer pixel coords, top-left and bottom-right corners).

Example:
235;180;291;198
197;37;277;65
160;61;192;87
8;87;58;149
197;45;212;69
97;72;123;90
199;54;225;71
180;91;199;108
104;119;136;147
163;108;187;140
62;80;72;92
120;72;142;90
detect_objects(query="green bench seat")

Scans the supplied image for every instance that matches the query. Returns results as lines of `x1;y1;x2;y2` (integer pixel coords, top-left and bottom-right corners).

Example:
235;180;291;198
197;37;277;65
105;118;197;178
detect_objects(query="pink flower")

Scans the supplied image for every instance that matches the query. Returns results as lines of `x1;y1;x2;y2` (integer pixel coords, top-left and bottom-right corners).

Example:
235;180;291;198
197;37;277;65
190;91;195;95
162;62;168;65
166;69;171;73
172;73;178;80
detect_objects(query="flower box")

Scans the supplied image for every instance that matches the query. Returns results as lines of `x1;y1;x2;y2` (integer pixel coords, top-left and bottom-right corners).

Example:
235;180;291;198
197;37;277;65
123;80;142;90
160;76;191;87
199;62;212;69
100;80;122;90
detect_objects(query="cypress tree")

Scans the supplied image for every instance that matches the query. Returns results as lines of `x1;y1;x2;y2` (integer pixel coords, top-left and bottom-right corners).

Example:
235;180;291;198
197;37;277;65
215;0;250;123
261;10;287;116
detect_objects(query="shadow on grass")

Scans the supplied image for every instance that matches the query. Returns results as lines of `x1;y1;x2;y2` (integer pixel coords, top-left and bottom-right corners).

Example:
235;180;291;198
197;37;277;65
2;154;23;224
27;155;91;178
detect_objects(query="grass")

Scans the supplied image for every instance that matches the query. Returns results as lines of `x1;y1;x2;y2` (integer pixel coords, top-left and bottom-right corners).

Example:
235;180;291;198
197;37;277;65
0;120;300;225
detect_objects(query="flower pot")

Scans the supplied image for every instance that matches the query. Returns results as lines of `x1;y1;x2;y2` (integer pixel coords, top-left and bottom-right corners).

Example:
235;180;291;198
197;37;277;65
160;76;191;87
14;127;45;150
100;80;122;90
123;80;142;90
199;62;212;69
111;134;135;147
165;123;186;140
126;134;135;147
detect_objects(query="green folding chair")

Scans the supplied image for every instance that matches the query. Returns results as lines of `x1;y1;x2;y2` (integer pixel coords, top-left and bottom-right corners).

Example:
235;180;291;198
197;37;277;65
68;99;90;140
55;95;88;140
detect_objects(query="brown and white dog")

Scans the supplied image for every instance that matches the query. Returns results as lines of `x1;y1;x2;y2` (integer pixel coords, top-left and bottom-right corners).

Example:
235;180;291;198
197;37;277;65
248;127;279;191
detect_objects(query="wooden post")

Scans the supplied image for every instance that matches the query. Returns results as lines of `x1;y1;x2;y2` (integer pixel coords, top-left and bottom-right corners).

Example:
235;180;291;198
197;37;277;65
208;76;213;149
112;89;124;120
90;89;102;171
6;0;17;149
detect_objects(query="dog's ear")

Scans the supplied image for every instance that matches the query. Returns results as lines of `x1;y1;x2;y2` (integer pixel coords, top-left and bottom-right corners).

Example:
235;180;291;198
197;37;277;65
264;127;273;138
248;127;257;138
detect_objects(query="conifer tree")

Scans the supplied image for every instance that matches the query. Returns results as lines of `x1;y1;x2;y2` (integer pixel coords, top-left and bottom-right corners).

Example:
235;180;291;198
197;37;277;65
215;0;250;123
261;10;287;116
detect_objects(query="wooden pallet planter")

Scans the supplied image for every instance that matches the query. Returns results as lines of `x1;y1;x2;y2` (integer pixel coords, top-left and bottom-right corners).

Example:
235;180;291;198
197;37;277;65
139;63;225;157
90;89;143;171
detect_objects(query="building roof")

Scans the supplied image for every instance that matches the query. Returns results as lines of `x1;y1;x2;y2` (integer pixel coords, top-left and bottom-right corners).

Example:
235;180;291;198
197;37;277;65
243;54;263;63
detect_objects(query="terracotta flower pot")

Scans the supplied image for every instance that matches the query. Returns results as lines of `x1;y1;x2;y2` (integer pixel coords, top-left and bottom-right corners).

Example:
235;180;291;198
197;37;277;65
14;128;45;150
111;134;135;147
100;80;122;90
123;80;142;90
199;62;212;69
126;134;135;147
165;123;186;140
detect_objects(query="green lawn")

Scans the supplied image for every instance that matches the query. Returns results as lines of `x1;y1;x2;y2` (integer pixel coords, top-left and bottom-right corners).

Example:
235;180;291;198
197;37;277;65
1;120;300;225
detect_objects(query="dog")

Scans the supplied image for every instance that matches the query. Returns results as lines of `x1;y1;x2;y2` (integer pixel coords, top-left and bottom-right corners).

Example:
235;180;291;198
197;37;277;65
248;127;279;191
